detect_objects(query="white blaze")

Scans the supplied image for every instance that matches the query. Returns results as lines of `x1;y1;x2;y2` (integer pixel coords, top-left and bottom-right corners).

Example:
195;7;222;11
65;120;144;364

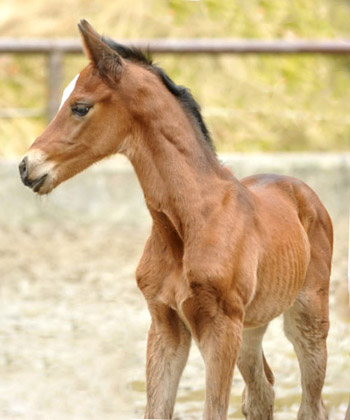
59;74;80;110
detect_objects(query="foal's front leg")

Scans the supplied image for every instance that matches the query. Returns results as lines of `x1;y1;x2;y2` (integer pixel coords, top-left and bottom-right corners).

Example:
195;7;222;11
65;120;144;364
183;284;244;420
145;303;191;419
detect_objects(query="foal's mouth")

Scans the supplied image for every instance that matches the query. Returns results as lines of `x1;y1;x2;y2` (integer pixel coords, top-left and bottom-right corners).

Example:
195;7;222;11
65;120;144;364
32;174;48;193
19;152;54;194
20;172;48;193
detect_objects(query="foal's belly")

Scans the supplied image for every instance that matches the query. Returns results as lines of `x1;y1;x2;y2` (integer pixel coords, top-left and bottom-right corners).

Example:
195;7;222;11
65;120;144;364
243;252;309;328
243;214;310;327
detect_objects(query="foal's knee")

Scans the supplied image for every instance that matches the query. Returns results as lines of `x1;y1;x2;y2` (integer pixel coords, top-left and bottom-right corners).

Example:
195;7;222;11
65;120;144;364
181;280;244;346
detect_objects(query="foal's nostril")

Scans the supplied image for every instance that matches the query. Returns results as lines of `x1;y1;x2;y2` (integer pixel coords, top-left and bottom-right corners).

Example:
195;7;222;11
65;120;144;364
19;156;28;181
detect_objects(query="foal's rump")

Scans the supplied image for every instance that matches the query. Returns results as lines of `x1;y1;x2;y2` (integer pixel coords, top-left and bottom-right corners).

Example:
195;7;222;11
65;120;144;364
240;173;333;327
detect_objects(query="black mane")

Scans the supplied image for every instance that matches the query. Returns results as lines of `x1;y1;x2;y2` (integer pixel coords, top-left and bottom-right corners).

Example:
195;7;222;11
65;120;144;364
103;37;215;152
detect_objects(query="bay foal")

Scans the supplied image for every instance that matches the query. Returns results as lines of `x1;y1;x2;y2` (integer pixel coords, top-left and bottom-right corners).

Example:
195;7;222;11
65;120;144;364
19;20;333;420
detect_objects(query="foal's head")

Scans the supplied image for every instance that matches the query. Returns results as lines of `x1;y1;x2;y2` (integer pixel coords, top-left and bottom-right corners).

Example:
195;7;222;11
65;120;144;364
19;20;213;195
19;20;144;194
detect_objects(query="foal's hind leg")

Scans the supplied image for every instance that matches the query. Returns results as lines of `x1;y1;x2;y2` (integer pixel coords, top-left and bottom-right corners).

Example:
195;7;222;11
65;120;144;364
283;258;330;420
283;209;331;420
282;184;333;420
283;292;329;420
237;325;275;420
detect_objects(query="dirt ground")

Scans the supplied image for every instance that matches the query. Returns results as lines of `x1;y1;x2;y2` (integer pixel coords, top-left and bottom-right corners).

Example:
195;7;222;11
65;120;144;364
0;155;349;420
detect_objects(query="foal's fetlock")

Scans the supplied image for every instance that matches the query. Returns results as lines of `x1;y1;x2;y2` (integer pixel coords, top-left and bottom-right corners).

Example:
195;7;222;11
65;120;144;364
242;407;273;420
241;385;274;420
297;403;328;420
242;406;274;420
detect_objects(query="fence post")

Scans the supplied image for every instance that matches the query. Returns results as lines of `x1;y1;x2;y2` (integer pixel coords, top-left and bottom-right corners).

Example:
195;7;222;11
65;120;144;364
47;50;63;122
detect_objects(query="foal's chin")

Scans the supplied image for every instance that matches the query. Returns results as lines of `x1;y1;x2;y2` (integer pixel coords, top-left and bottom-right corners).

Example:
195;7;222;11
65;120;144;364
34;176;56;195
26;173;57;195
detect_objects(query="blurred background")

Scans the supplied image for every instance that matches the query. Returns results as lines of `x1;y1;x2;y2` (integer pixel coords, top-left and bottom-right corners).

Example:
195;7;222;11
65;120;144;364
0;1;349;419
1;0;350;155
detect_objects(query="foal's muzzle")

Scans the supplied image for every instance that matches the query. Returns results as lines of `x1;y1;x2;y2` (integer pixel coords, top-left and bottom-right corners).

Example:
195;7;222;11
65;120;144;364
19;156;48;193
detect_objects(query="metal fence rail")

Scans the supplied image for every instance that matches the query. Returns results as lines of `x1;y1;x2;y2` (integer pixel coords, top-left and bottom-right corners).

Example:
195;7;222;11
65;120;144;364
1;38;350;120
1;38;350;54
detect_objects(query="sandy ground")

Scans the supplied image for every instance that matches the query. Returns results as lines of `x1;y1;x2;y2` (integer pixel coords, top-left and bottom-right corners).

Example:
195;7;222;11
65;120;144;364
0;155;349;420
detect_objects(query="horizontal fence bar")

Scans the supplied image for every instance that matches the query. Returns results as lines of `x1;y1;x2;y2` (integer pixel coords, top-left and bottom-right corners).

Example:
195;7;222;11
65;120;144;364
1;37;349;122
0;108;44;118
0;38;350;54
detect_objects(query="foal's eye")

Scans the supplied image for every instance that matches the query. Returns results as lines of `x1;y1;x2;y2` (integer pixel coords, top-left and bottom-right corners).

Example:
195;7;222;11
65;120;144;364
71;104;92;117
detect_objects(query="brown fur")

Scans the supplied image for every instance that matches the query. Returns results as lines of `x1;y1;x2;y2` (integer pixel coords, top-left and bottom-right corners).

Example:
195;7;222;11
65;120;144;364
19;20;333;420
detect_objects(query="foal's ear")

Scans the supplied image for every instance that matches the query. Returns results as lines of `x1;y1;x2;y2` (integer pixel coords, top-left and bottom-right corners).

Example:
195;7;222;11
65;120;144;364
78;19;123;83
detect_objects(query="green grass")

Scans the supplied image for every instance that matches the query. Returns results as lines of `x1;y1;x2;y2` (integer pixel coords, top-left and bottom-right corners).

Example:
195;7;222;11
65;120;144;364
0;0;349;156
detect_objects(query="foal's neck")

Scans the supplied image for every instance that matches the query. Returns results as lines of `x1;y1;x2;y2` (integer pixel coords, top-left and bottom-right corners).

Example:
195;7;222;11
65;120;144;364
122;100;235;239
